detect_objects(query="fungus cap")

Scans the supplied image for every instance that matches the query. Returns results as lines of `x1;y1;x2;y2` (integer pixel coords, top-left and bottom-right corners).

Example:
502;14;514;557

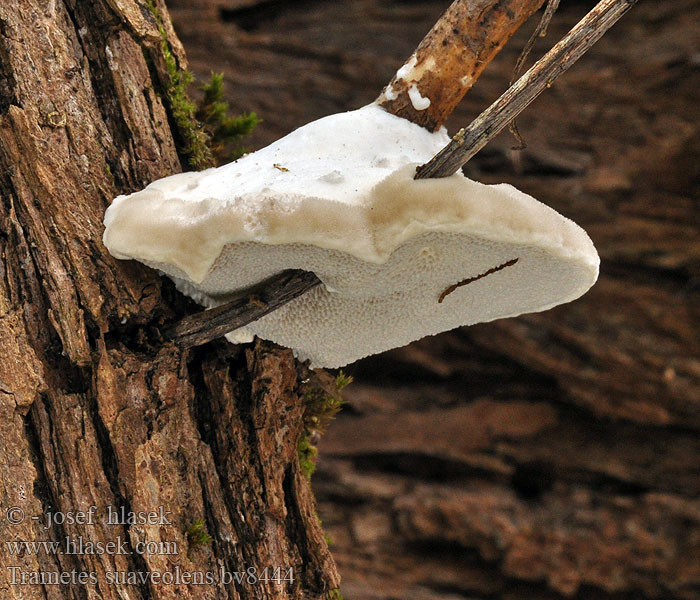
103;104;599;368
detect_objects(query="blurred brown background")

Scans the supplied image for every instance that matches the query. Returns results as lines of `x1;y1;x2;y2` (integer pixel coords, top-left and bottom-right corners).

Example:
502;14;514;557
167;1;700;598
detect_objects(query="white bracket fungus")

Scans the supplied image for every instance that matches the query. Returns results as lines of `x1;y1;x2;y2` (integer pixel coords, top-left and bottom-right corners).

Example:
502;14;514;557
103;103;599;368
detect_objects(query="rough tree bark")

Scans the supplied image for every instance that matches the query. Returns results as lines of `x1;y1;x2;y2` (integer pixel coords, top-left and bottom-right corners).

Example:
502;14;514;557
0;1;335;598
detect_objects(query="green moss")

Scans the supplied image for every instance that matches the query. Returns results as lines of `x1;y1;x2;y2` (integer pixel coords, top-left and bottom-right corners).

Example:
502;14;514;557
196;72;261;164
335;371;353;392
186;518;213;547
328;589;344;600
303;371;351;434
145;0;213;170
297;433;319;480
297;371;352;480
144;3;258;170
104;163;114;185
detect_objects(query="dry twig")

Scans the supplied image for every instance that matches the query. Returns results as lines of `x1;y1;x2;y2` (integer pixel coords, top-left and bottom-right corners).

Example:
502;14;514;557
165;270;321;348
508;0;561;149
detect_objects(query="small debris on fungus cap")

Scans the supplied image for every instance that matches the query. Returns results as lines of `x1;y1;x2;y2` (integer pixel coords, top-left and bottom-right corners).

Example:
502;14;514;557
103;104;599;368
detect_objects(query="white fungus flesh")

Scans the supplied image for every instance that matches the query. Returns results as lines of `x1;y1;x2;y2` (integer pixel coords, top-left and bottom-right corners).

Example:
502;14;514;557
103;103;599;368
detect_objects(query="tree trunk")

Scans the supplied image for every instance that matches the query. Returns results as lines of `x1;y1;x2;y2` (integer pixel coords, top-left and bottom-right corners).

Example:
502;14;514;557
0;1;337;598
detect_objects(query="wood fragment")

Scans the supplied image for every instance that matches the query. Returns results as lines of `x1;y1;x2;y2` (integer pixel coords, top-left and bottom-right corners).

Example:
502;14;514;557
377;0;546;131
438;258;519;303
415;0;639;179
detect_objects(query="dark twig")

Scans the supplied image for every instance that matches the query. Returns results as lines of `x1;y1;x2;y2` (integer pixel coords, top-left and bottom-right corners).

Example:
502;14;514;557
511;0;561;86
415;0;638;179
508;0;560;149
164;270;321;349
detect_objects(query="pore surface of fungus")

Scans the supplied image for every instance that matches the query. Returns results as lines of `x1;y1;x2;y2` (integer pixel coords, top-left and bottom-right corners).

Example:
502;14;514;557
103;104;599;367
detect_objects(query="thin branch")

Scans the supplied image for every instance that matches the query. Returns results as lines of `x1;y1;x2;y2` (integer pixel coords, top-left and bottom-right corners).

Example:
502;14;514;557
415;0;638;180
511;0;561;86
508;0;561;149
164;270;321;349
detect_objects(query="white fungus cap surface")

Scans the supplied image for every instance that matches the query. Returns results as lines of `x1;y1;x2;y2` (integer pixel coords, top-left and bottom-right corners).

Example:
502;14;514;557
103;104;599;368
